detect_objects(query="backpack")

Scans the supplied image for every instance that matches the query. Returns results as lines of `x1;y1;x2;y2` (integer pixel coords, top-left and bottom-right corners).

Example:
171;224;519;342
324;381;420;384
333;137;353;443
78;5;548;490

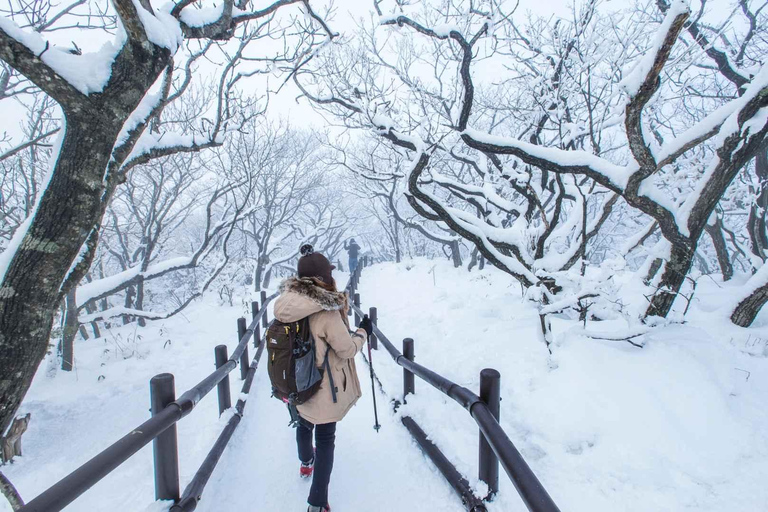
266;317;336;406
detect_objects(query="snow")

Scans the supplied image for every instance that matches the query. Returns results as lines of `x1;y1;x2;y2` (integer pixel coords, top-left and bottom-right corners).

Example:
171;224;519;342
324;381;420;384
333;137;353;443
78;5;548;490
618;0;690;98
77;256;191;305
180;3;227;28
133;0;183;51
4;262;768;511
675;63;768;236
462;127;632;191
0;17;124;95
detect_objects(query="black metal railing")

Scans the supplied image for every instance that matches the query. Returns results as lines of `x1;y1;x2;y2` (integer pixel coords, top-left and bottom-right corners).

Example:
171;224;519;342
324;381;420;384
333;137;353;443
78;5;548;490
18;292;277;512
348;262;560;512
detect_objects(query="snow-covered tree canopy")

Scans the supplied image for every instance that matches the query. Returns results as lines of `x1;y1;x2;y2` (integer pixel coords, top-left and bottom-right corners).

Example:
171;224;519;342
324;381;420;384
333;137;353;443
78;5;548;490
293;0;768;334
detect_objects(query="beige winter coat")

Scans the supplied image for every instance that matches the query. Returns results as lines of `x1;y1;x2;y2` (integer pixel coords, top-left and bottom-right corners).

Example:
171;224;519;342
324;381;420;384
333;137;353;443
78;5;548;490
273;277;366;425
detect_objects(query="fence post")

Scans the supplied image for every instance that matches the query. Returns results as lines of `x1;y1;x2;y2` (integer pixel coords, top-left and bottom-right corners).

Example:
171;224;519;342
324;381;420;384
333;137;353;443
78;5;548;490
215;345;232;415
238;317;249;380
251;301;261;347
403;338;415;402
354;293;361;327
479;368;501;500
150;373;180;502
260;290;268;328
369;307;378;350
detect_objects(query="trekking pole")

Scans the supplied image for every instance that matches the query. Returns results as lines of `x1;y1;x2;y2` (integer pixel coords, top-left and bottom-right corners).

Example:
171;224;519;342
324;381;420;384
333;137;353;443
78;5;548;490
367;333;381;433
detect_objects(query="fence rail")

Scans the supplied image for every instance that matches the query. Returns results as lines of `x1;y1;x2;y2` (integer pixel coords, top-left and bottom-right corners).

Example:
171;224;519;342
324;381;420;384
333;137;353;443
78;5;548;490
17;256;558;512
348;261;560;512
18;292;277;512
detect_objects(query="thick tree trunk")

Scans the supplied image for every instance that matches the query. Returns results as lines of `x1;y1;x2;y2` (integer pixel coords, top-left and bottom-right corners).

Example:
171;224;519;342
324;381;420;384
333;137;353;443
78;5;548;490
0;115;128;433
645;241;695;318
731;282;768;327
60;288;79;372
704;217;733;281
0;33;170;433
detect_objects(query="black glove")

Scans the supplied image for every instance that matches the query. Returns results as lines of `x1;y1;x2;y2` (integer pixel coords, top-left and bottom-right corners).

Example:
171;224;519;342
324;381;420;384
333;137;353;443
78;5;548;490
358;314;373;337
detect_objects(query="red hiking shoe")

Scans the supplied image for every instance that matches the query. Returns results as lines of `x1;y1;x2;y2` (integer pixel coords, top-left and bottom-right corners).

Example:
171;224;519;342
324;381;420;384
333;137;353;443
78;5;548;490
299;458;314;479
300;449;315;479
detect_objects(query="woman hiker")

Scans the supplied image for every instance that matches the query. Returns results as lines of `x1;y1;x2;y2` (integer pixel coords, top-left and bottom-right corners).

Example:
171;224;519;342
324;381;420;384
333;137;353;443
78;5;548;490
273;244;373;512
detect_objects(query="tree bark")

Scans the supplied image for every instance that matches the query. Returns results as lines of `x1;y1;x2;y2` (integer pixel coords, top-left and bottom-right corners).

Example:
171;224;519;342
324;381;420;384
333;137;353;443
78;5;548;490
0;37;171;434
731;282;768;327
645;241;695;318
449;240;462;268
135;278;146;327
704;217;733;281
60;288;79;371
262;267;273;289
747;144;768;262
0;470;24;510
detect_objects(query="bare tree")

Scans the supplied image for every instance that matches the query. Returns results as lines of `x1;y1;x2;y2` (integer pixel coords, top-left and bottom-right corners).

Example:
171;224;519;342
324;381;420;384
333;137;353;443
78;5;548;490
296;0;768;331
0;0;335;435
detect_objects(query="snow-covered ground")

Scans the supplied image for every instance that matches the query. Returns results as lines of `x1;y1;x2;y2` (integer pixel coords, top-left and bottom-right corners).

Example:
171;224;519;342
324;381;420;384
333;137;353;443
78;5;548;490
4;261;768;511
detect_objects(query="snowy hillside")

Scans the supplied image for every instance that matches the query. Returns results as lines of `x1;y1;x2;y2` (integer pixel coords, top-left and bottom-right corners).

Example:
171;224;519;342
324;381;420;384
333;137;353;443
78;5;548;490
4;261;768;511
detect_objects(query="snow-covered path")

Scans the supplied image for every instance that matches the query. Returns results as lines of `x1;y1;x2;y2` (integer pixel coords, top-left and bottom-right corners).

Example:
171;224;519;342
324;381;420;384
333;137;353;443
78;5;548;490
195;354;465;512
5;260;768;512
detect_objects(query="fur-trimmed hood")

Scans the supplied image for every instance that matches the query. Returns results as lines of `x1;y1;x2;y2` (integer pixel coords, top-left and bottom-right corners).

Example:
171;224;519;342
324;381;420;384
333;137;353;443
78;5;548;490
274;277;348;323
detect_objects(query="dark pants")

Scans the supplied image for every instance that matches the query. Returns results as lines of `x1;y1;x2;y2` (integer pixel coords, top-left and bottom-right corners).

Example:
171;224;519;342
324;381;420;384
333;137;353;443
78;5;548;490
349;257;358;273
297;417;336;507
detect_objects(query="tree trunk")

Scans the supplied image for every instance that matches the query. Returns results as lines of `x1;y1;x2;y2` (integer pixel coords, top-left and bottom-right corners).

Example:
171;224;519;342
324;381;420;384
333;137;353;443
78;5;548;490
123;284;135;325
262;267;273;290
645;241;695;318
60;288;79;372
135;278;146;327
0;112;132;433
449;240;462;268
731;282;768;327
254;257;265;293
643;257;664;285
747;144;768;262
704;217;733;281
468;247;479;271
0;470;24;510
83;300;101;338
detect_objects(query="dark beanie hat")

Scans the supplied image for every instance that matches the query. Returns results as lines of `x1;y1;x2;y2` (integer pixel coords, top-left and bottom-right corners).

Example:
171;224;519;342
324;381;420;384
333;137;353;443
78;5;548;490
297;244;335;285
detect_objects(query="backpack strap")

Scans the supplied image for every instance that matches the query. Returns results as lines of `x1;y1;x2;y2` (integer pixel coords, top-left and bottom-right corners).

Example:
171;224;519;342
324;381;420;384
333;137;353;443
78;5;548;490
322;350;337;404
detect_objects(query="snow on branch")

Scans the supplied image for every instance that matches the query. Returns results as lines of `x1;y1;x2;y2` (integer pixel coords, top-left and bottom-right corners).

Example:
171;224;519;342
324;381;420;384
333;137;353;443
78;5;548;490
0;15;118;100
621;0;690;171
461;128;631;193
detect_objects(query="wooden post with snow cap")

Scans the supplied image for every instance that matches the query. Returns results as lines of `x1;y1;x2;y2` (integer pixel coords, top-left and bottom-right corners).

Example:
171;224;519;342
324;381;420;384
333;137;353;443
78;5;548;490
479;368;501;500
369;307;378;350
150;373;180;502
403;338;415;402
238;317;249;380
260;290;268;328
251;301;260;347
354;293;361;327
215;345;231;415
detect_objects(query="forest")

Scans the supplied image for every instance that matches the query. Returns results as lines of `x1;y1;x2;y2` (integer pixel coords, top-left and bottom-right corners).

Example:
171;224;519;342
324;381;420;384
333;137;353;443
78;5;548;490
1;0;767;510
